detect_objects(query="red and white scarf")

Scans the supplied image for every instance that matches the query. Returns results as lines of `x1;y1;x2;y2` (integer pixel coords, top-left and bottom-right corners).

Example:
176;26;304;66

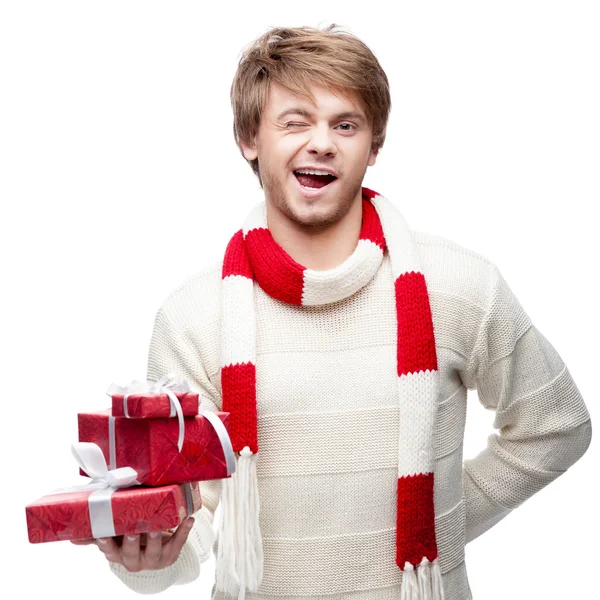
216;187;445;600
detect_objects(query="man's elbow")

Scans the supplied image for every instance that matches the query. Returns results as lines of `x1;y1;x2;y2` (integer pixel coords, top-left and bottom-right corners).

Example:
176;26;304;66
563;417;592;469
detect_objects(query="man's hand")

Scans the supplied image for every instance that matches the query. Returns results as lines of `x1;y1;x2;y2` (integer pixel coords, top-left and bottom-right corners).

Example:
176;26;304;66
70;517;195;572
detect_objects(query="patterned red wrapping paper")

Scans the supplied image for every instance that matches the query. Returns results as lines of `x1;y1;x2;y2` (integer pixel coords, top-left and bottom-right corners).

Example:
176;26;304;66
111;391;199;418
78;410;231;486
26;481;202;543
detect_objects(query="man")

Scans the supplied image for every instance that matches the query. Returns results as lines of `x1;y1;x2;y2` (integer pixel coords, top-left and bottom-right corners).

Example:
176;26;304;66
74;24;592;600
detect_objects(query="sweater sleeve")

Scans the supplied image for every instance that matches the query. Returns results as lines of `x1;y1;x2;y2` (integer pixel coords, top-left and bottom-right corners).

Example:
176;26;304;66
108;306;222;594
459;262;592;545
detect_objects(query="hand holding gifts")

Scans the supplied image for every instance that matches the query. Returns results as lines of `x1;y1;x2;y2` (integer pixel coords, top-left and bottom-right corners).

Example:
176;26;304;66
71;518;197;573
26;372;234;547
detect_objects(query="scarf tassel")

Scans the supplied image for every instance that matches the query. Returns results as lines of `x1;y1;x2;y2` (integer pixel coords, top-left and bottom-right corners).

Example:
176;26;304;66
400;557;444;600
216;446;264;600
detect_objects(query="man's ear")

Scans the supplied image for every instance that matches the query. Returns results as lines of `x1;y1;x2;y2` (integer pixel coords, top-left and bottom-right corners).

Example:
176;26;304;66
367;146;378;167
241;137;258;161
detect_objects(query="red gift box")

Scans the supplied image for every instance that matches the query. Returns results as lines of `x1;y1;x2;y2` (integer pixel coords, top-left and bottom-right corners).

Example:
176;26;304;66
111;391;199;418
78;410;232;486
26;480;202;544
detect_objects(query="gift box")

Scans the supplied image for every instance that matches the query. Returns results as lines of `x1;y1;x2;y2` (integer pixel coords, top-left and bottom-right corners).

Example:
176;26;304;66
107;374;200;419
26;480;201;544
26;443;202;544
111;391;199;418
78;409;233;486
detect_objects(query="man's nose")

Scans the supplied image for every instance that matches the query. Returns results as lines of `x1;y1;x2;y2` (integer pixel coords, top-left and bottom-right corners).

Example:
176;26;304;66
306;124;336;156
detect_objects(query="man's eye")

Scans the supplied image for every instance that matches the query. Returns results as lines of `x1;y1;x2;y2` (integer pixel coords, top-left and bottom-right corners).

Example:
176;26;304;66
284;122;357;131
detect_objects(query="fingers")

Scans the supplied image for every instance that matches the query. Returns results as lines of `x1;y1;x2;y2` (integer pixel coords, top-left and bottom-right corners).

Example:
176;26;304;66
142;531;163;569
70;538;96;546
79;522;193;572
121;534;142;572
160;531;174;543
96;537;123;565
162;518;195;566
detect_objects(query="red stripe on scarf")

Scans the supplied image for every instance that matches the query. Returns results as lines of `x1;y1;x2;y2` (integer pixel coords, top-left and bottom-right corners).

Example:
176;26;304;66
396;472;439;567
221;362;258;454
359;197;387;252
245;227;305;305
361;186;378;201
395;272;438;376
222;229;253;279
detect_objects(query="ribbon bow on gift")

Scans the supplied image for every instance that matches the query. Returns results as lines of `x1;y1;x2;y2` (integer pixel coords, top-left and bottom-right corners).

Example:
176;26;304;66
72;442;141;538
106;372;189;452
49;443;196;540
71;441;139;488
48;442;141;539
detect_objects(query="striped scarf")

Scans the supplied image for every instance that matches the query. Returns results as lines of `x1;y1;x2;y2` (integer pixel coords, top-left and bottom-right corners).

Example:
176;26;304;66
216;187;445;600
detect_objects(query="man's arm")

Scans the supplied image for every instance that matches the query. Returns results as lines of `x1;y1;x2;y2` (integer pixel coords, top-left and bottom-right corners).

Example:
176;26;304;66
459;262;592;544
108;306;222;593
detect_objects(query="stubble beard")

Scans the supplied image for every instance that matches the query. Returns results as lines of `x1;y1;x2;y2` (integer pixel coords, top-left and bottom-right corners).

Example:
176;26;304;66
261;164;366;232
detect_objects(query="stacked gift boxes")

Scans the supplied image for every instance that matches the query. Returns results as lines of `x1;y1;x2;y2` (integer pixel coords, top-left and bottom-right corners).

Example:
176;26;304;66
25;375;234;544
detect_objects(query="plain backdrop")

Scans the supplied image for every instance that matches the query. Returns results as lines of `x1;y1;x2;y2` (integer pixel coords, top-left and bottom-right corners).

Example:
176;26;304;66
3;1;598;598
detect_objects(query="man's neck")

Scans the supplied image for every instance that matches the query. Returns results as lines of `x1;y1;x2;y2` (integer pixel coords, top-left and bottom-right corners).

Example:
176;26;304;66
266;196;363;271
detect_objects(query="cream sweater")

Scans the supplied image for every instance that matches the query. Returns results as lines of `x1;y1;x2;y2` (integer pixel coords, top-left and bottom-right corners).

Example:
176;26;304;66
109;230;592;599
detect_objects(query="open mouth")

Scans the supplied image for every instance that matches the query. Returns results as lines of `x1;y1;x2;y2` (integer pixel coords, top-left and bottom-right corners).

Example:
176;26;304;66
293;170;338;191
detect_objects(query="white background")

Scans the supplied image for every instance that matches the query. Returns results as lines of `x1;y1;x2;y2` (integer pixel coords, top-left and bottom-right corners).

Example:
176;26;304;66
3;1;598;598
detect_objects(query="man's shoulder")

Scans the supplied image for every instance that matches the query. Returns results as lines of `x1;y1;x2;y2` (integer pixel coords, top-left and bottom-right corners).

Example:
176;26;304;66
411;229;497;308
412;229;494;267
157;258;225;326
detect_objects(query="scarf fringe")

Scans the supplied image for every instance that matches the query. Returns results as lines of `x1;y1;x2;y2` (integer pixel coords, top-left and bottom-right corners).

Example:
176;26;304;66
215;447;264;600
401;557;444;600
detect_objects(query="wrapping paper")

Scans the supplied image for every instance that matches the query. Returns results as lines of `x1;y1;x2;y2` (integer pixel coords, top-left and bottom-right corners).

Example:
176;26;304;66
78;410;232;486
111;391;199;418
26;480;201;543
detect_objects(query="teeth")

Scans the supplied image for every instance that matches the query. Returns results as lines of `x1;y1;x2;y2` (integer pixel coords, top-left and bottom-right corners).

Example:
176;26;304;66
295;168;336;177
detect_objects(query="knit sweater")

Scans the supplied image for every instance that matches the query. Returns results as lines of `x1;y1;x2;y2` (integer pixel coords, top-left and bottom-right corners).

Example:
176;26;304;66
108;229;592;599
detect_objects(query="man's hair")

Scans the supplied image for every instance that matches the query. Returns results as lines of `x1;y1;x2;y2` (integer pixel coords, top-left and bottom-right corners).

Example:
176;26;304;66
230;23;392;187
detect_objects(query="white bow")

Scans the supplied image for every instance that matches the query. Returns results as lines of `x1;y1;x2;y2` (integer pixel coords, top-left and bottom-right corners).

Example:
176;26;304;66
106;372;188;452
71;442;139;488
48;442;141;539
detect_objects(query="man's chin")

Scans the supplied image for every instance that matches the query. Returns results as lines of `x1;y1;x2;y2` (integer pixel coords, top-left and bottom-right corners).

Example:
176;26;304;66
288;196;356;230
264;177;362;230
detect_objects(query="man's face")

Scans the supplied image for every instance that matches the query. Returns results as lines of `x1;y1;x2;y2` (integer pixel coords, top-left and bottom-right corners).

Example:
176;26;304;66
241;82;378;232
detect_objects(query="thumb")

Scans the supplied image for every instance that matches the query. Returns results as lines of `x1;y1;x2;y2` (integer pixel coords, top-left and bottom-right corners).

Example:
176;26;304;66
168;517;195;552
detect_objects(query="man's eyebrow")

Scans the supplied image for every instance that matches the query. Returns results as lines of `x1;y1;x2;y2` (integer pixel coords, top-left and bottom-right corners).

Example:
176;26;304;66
276;108;366;122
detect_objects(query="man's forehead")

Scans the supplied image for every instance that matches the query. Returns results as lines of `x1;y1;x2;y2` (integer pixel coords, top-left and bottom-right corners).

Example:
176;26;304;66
266;82;365;117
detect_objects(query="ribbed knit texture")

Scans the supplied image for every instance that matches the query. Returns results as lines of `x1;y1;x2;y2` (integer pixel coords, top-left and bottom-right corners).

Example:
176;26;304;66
109;204;591;599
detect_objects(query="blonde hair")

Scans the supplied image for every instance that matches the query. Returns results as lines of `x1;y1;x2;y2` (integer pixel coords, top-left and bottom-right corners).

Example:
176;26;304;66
230;24;392;187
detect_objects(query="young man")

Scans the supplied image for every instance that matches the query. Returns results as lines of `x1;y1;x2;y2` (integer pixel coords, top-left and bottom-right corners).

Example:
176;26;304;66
82;24;592;600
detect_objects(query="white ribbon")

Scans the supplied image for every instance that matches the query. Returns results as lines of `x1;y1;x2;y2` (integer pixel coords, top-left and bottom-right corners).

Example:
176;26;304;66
200;409;237;477
49;442;141;539
106;372;188;452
